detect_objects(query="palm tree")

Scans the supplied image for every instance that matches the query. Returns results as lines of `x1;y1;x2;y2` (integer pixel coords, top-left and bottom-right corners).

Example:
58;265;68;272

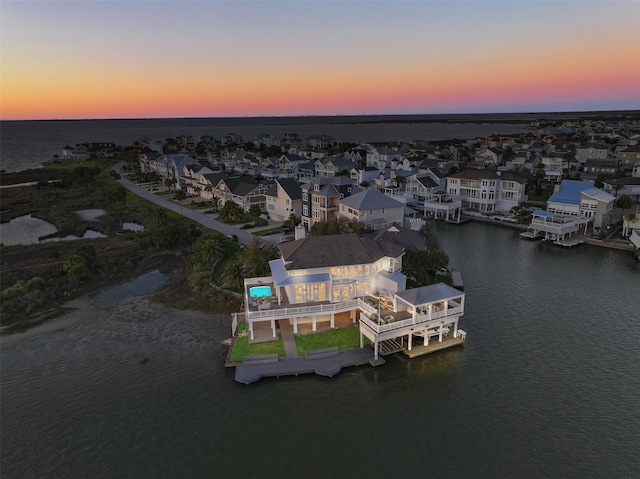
221;261;245;290
195;234;228;273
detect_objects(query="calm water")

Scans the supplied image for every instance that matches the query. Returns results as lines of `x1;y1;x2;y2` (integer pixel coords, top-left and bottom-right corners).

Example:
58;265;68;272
0;116;532;172
2;222;639;478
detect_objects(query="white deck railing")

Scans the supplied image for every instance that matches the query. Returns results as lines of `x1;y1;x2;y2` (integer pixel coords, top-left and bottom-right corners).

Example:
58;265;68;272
246;299;361;321
360;304;462;334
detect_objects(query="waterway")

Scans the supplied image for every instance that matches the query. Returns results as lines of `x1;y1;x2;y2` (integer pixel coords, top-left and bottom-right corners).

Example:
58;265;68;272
1;222;639;478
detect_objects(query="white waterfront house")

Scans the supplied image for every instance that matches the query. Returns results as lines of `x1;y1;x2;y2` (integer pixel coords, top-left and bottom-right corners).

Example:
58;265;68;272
239;233;466;360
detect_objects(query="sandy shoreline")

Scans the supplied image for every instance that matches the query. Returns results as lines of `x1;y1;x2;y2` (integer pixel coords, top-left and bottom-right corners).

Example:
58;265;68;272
0;297;97;347
1;292;230;349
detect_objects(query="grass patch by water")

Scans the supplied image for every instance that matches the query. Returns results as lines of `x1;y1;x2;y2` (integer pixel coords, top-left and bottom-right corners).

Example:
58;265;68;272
229;334;286;362
295;325;369;356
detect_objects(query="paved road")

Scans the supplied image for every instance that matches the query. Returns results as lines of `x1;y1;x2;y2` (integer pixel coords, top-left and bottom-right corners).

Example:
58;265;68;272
113;163;278;244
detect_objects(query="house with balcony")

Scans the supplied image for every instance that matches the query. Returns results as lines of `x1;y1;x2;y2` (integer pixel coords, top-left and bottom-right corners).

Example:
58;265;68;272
264;178;303;221
576;143;609;164
315;156;354;178
366;146;404;169
338;189;405;230
301;177;356;230
582;159;618;179
240;232;466;361
446;170;527;212
211;176;271;212
618;146;640;171
546;180;615;230
141;154;201;189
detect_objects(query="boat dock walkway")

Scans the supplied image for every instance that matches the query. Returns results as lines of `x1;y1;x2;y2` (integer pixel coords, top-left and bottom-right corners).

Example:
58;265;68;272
235;347;382;384
404;335;465;358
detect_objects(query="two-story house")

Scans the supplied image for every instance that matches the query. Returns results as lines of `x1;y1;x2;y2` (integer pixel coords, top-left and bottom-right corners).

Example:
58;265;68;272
264;178;303;221
212;176;271;212
315;156;354;178
576;143;609;164
618;146;640;171
366;147;404;170
547;180;615;230
339;189;405;230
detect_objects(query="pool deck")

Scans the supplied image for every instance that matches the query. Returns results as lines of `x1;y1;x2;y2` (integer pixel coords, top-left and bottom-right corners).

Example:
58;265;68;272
234;347;384;385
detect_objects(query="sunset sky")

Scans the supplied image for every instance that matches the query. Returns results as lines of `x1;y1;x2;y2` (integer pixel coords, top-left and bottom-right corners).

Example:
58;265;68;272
1;1;639;120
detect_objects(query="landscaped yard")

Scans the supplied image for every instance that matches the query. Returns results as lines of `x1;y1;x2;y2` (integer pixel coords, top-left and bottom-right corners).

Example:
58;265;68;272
295;326;369;356
229;334;286;362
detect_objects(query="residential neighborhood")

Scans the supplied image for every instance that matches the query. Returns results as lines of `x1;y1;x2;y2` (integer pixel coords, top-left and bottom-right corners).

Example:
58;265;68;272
116;116;640;243
58;115;640;379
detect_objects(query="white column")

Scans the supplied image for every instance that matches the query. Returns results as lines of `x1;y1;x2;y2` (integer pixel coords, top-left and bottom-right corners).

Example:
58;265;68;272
330;314;335;329
312;317;317;332
249;322;254;340
424;328;428;346
271;319;276;338
374;340;379;360
360;331;363;348
408;332;413;351
454;319;458;338
439;324;443;342
293;317;298;334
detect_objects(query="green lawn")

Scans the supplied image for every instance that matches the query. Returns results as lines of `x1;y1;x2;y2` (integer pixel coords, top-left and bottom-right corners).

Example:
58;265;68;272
229;334;286;362
295;326;369;356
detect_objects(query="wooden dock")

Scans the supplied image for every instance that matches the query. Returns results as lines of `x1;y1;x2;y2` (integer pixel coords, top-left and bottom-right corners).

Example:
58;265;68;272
554;237;584;247
403;336;465;358
452;270;464;290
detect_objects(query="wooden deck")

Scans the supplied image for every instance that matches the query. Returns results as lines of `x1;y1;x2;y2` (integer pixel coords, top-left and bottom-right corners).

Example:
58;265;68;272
403;335;465;358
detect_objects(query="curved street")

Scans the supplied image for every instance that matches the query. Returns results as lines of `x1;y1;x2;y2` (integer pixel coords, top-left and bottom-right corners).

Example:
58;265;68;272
113;163;279;244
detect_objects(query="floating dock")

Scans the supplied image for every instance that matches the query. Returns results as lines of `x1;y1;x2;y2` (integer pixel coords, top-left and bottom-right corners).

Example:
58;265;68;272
520;231;540;239
554;237;584;248
234;347;382;384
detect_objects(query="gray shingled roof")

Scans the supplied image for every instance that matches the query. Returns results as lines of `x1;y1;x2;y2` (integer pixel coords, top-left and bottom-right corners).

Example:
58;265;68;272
395;283;463;306
276;178;302;200
340;189;404;210
278;234;405;269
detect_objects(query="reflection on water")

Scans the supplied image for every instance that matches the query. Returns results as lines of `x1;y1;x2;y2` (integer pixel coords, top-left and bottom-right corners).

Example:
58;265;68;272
123;222;144;231
0;214;108;245
0;214;57;245
1;223;639;479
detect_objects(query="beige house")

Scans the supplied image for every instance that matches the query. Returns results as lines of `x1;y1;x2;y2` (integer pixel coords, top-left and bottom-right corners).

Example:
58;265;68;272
264;178;303;222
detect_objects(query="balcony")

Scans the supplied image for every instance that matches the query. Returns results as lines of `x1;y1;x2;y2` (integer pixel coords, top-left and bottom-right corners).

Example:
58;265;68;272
359;301;462;334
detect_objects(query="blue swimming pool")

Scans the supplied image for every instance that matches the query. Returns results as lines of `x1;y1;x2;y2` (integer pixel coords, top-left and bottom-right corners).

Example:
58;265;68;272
249;285;272;298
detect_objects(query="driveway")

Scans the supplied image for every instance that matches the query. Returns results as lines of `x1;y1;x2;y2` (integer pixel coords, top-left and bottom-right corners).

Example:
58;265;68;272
113;163;277;244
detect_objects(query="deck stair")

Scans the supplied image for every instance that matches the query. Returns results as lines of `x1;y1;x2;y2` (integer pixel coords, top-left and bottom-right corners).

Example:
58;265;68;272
379;339;403;356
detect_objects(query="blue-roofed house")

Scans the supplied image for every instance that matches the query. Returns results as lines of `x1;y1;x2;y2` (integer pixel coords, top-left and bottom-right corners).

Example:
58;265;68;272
339;189;404;230
547;180;615;229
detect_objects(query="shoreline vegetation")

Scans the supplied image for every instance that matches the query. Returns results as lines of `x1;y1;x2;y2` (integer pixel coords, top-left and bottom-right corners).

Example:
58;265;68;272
0;158;244;334
2;110;637;335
